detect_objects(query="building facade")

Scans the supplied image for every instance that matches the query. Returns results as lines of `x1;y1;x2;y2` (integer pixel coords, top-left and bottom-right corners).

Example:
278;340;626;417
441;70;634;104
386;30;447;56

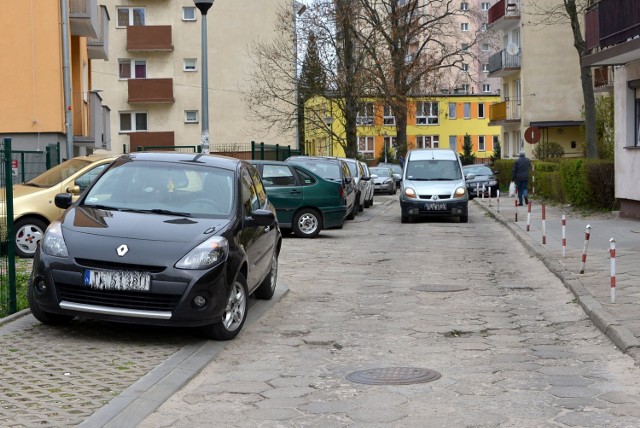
583;0;640;219
0;0;111;159
487;0;586;159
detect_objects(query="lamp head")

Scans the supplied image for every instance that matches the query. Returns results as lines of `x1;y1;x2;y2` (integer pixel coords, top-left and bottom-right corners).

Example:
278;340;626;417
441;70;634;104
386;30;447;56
194;0;214;15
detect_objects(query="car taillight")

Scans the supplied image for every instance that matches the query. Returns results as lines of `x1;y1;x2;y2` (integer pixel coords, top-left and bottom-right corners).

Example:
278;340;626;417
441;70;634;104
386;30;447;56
340;186;345;198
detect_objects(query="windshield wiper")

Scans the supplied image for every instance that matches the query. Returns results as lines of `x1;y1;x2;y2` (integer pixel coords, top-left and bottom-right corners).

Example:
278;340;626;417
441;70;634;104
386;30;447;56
84;204;122;211
147;209;192;217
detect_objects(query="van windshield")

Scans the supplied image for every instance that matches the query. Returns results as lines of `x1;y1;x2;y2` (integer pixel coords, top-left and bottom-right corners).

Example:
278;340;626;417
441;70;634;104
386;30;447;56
406;160;462;181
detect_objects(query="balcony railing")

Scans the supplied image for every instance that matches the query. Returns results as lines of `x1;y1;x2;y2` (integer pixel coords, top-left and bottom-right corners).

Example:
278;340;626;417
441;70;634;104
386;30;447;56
128;78;174;103
87;5;109;60
127;26;173;51
489;99;521;122
488;49;521;77
69;0;99;38
594;66;614;89
585;0;640;52
488;0;520;29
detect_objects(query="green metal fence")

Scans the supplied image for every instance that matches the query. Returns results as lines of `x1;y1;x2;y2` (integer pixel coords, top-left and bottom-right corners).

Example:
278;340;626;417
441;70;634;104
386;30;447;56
11;143;61;183
251;141;303;161
137;145;202;153
1;138;17;316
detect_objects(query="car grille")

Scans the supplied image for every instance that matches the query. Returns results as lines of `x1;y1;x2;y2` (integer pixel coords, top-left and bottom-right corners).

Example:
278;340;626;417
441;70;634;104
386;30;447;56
75;258;165;274
58;284;181;311
418;194;451;200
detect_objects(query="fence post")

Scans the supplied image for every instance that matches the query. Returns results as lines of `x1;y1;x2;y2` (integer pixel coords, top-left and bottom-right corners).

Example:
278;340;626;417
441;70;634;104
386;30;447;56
3;138;17;314
251;141;255;160
260;142;265;160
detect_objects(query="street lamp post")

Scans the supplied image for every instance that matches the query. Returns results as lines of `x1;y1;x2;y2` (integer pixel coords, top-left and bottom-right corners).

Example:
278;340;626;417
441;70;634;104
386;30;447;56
194;0;214;154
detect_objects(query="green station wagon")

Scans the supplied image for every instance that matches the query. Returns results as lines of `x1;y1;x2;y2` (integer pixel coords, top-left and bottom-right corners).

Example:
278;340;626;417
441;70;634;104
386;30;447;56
250;160;348;238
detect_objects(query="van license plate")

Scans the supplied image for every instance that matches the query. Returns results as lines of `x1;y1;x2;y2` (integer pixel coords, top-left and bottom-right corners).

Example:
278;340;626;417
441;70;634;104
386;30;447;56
424;203;447;211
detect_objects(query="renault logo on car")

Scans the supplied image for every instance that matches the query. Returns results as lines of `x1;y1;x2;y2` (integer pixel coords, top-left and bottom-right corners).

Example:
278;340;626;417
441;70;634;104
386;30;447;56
116;245;129;257
431;195;439;201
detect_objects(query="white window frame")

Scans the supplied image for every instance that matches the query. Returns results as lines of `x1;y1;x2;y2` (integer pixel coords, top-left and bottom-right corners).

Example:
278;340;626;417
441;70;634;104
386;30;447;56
119;111;148;133
182;7;197;21
481;23;488;32
463;102;471;119
356;103;374;126
448;102;457;119
482;84;491;93
416;135;439;149
358;136;375;159
118;59;146;79
481;2;490;11
462;63;469;72
482;63;489;73
461;2;469;11
116;7;145;28
185;110;199;123
383;105;395;125
482;43;490;52
383;136;396;152
478;135;486;152
461;23;469;32
416;101;439;125
183;58;197;72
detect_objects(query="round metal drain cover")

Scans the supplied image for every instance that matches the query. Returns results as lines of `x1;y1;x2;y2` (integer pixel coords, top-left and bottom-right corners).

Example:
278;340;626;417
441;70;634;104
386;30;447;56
411;284;468;292
346;367;441;385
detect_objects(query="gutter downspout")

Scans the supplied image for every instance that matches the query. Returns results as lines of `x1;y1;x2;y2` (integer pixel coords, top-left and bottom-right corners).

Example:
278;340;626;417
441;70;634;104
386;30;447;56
61;0;73;158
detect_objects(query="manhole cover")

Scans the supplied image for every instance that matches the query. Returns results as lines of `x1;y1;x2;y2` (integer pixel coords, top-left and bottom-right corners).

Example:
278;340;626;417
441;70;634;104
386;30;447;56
346;367;441;385
411;284;468;292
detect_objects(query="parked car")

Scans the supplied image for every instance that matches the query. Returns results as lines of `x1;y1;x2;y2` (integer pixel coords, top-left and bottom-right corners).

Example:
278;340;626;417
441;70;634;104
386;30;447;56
284;156;357;220
329;157;369;213
359;161;375;208
369;166;397;195
250;160;347;238
376;162;403;187
462;164;499;198
399;149;471;223
28;152;282;341
1;154;117;258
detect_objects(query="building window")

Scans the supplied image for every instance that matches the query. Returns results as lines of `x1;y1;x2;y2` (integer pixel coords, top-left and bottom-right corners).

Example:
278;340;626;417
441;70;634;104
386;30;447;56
185;110;199;123
416;135;439;149
478;103;485;118
463;102;471;119
461;43;469;52
478;136;486;151
482;43;490;51
183;58;197;72
482;84;491;93
481;2;490;11
461;23;469;32
383;136;396;152
383;105;395;125
462;63;469;72
448;102;457;119
120;112;148;132
182;7;197;21
356;103;374;125
449;135;457;150
481;23;488;32
460;2;469;10
416;101;438;125
482;63;489;72
116;7;145;28
118;59;146;79
358;136;375;158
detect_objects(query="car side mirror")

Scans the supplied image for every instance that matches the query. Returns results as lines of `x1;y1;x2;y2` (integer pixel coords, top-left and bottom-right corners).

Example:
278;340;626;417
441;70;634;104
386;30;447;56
392;173;401;180
370;174;378;179
362;176;371;181
54;193;74;209
251;209;276;227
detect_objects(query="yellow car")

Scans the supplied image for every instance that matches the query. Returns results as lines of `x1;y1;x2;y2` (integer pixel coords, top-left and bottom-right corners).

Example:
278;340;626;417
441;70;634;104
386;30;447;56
4;154;117;258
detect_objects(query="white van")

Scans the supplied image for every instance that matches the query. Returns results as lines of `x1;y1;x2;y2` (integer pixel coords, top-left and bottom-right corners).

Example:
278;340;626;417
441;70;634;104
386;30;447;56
399;149;472;223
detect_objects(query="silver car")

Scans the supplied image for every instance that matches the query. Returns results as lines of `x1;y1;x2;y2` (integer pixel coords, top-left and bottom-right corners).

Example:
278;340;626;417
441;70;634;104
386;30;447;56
359;161;375;208
369;166;397;195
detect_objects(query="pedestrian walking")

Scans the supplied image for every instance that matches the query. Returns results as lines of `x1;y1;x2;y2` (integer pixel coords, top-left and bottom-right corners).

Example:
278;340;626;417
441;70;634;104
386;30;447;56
511;150;531;206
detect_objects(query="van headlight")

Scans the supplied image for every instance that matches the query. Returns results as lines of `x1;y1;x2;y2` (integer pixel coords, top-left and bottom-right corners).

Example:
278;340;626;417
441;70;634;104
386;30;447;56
454;187;466;198
403;187;417;198
41;222;68;258
176;236;228;270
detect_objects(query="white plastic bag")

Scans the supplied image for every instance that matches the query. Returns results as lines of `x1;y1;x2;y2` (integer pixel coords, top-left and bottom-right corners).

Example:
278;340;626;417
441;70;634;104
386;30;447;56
508;181;516;197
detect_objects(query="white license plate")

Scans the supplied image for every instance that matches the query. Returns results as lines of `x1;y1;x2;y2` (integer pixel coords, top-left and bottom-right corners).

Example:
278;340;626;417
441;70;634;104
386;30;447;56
424;202;447;211
83;269;151;291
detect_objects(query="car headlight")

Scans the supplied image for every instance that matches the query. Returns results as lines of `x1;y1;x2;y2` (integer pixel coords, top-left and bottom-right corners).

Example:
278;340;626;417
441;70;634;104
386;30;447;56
41;221;68;258
454;187;466;198
384;179;391;184
403;187;417;198
176;236;228;270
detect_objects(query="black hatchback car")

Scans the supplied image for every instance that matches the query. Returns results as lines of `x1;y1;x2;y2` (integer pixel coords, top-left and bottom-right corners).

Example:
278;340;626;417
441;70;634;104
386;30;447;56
28;152;282;340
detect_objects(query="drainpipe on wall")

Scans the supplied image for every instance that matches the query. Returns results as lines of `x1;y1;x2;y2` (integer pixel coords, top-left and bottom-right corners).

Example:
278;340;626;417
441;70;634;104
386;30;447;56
61;0;73;159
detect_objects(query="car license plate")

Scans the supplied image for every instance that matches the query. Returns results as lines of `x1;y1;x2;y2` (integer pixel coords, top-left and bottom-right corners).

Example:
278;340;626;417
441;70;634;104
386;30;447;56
83;269;151;291
424;202;447;211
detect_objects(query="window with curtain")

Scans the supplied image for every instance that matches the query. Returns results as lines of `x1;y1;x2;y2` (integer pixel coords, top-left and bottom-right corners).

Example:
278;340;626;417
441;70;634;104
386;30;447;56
119;59;146;79
116;7;145;27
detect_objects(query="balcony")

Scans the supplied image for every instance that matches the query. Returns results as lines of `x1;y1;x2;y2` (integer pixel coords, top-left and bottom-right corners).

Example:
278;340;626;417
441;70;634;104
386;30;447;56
87;5;109;60
487;0;520;32
128;78;174;103
487;49;521;77
127;26;173;51
74;91;112;151
583;0;640;66
489;99;521;123
129;132;175;153
594;66;614;91
69;0;99;38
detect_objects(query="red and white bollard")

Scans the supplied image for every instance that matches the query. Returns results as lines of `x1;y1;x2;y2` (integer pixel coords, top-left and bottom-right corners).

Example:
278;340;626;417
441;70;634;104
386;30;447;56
526;202;532;232
610;238;616;304
541;204;546;245
561;214;567;258
496;190;500;212
579;224;591;274
514;199;518;222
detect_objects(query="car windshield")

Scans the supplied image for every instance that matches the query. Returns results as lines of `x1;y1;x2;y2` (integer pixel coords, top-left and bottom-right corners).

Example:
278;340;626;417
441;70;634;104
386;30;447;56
288;159;341;181
370;168;391;177
463;165;493;176
346;162;358;176
406;160;462;180
378;163;402;174
83;161;235;218
25;158;94;188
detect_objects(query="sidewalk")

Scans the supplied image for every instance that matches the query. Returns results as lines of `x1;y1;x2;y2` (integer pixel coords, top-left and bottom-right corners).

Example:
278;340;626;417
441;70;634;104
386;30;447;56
473;194;640;364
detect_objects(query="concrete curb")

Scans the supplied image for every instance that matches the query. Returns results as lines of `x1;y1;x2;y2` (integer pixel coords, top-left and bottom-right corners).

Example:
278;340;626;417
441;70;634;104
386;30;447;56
475;200;640;364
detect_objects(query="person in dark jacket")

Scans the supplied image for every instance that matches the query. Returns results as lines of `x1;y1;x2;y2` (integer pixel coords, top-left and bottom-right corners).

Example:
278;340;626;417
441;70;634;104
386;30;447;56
511;150;531;206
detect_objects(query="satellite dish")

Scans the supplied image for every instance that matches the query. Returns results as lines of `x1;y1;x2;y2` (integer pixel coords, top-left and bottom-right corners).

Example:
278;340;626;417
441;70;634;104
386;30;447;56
506;43;519;56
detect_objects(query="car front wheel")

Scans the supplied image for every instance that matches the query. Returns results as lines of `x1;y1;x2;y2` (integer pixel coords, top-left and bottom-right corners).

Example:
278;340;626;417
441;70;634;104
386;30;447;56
292;208;322;238
15;217;47;258
254;252;278;300
201;274;248;340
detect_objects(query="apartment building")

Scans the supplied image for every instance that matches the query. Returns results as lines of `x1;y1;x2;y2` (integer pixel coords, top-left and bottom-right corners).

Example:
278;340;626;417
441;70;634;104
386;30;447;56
305;95;500;162
487;0;585;159
583;0;640;219
91;0;294;154
0;0;110;159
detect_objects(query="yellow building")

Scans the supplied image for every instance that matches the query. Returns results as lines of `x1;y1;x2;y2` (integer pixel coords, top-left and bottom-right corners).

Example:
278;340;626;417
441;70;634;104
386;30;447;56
0;0;110;158
305;94;501;163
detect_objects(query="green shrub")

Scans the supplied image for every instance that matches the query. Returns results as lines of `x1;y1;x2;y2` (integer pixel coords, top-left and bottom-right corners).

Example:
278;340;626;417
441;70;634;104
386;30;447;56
534;171;565;202
559;159;590;206
584;160;616;210
493;159;514;192
533;141;564;160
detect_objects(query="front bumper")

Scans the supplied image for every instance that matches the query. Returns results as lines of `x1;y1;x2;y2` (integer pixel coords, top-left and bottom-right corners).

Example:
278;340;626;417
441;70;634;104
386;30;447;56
400;197;468;218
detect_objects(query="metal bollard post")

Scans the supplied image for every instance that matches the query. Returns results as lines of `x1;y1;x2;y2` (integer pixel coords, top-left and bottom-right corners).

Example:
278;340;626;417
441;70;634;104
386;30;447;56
561;214;566;258
610;238;616;304
526;202;531;232
514;199;518;222
579;224;591;274
496;189;500;212
541;204;546;245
